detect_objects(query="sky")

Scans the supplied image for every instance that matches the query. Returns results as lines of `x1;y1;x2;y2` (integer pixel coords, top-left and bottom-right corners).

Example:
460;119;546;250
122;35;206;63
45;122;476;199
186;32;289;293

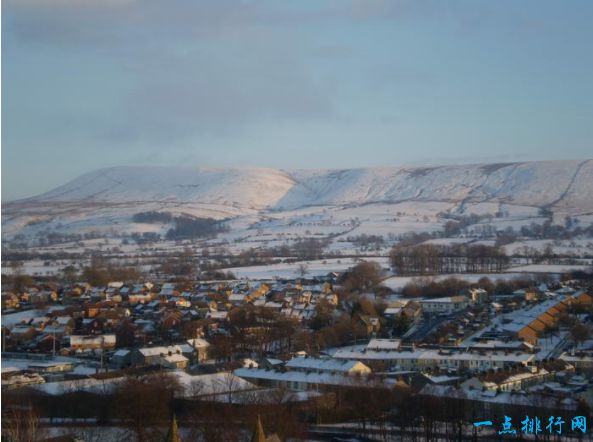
2;0;593;200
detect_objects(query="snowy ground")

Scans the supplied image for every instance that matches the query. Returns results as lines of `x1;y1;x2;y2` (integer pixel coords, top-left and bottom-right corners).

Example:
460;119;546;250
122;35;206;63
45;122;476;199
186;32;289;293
382;273;528;290
507;264;592;273
4;197;593;280
222;257;391;279
3;163;593;281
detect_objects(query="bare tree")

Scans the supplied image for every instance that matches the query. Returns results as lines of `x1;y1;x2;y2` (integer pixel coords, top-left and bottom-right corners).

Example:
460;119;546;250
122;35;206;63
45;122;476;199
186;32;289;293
297;262;309;278
2;405;46;442
571;323;591;348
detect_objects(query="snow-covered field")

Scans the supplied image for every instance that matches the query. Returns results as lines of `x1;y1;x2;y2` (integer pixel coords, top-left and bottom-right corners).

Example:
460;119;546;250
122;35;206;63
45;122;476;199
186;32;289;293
507;264;592;273
382;273;528;290
222;257;391;279
503;239;593;256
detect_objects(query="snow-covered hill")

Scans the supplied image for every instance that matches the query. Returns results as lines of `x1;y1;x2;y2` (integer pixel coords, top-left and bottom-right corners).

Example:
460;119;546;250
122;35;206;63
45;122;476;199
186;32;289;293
280;160;593;210
27;166;296;210
3;160;593;242
17;160;593;210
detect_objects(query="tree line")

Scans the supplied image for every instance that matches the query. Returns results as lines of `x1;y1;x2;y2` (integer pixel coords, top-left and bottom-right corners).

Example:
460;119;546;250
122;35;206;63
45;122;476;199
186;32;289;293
390;243;509;275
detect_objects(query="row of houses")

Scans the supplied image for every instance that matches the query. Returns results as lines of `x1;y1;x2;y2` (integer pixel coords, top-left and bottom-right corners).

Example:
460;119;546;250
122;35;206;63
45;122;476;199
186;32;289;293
480;292;593;345
233;345;583;400
110;339;211;369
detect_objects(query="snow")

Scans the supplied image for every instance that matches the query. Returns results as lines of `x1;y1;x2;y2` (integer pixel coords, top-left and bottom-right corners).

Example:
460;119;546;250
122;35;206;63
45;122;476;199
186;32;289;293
168;371;258;397
29;166;296;209
278;161;593;211
382;273;527;290
222;257;390;279
4;160;593;245
1;307;64;328
503;239;593;257
285;356;367;373
508;264;592;273
234;367;367;388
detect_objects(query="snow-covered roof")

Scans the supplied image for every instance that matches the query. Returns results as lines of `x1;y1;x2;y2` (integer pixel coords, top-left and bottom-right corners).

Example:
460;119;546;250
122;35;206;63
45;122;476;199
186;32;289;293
333;347;534;365
420;296;468;304
286;356;369;373
113;349;130;357
366;339;402;351
162;353;188;363
138;345;182;357
187;338;211;349
421;384;578;410
234;368;369;388
173;371;257;398
207;311;228;320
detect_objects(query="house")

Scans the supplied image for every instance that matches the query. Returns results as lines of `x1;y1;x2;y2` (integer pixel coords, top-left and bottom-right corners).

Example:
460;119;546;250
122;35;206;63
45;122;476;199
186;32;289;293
366;338;402;351
333;344;535;372
160;353;189;369
37;333;61;353
420;296;470;314
2;293;20;310
169;297;191;309
574;292;593;306
206;311;228;321
358;315;380;335
28;361;77;374
31;316;52;331
259;358;284;370
53;317;75;334
9;326;36;343
131;345;187;367
502;295;589;345
131;347;167;367
159;283;176;297
233;366;372;391
384;301;422;322
69;334;116;350
128;292;153;304
2;370;45;390
42;325;67;338
111;349;132;368
84;301;116;318
160;310;184;330
402;301;423;320
187;338;211;362
285;356;371;376
30;290;57;305
469;288;489;304
560;353;593;374
524;289;541;302
323;293;339;306
461;367;553;393
229;293;248;304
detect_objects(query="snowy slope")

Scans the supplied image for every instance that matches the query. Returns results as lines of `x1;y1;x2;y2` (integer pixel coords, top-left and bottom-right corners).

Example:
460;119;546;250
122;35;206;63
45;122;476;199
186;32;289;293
18;160;593;211
3;160;593;243
277;160;593;210
28;166;296;210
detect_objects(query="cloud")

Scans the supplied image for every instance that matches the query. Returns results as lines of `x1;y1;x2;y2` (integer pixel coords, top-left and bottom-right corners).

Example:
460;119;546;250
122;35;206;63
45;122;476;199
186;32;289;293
3;0;339;146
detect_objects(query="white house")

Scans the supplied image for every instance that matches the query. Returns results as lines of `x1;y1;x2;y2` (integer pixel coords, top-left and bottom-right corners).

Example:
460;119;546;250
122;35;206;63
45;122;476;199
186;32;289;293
420;296;470;314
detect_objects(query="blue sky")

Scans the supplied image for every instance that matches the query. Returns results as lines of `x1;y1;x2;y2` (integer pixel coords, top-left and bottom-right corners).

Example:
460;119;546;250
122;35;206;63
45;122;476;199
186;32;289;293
2;0;593;200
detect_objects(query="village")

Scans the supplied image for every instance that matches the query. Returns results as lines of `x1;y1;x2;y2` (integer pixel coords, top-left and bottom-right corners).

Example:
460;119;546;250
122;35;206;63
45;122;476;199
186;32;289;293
2;262;593;440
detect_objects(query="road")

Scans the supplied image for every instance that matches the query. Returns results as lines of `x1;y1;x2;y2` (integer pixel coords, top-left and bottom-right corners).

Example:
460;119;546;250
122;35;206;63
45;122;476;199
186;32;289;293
404;314;452;341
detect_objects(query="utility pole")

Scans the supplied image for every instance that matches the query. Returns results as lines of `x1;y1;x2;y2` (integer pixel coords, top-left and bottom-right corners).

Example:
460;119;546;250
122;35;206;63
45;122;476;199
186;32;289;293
100;336;105;372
